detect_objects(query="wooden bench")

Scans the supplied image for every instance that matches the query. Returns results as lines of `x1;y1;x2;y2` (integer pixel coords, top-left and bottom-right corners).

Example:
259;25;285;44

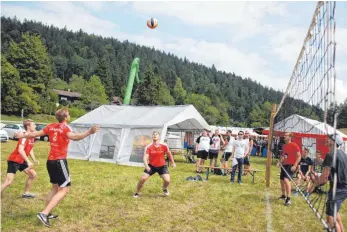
198;165;264;184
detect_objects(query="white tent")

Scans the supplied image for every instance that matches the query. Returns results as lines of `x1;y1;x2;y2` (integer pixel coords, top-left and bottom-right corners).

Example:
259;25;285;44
67;105;210;166
274;114;347;154
275;114;347;137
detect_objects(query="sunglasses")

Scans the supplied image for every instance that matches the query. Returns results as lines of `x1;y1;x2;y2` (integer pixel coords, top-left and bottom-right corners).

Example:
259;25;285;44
238;134;243;135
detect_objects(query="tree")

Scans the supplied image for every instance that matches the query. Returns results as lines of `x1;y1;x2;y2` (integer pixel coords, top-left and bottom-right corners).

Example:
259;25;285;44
136;64;160;105
156;79;175;105
68;75;86;93
82;75;108;110
338;99;347;128
1;55;21;114
7;32;54;87
96;57;113;99
173;77;187;105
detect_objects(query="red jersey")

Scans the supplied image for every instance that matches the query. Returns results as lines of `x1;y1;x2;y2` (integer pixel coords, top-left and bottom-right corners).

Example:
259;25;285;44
145;143;169;167
282;142;300;165
43;123;71;160
8;137;35;164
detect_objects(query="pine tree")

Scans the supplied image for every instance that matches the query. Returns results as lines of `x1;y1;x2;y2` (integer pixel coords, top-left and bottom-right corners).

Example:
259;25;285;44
96;57;114;99
7;32;54;87
173;77;187;105
136;64;160;105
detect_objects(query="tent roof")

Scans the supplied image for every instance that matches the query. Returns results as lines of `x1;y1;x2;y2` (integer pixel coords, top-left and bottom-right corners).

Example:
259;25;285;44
274;114;347;138
70;104;210;131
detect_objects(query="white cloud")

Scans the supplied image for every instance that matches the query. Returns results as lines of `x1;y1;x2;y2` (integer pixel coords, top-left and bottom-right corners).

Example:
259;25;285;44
81;1;104;12
132;1;287;41
336;79;347;104
1;2;119;36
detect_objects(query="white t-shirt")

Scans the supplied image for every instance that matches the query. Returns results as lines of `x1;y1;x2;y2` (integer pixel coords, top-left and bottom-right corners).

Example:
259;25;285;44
243;138;251;154
196;136;212;152
210;135;222;151
224;136;235;153
233;139;248;158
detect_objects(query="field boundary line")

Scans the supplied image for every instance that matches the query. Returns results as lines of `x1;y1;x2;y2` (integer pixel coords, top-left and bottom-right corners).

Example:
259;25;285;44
265;191;273;232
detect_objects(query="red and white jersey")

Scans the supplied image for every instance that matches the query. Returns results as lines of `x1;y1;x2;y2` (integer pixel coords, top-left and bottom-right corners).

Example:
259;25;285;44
8;137;35;164
43;122;72;160
145;143;169;167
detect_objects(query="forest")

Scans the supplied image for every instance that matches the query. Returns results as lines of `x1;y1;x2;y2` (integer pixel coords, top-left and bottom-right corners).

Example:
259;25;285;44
1;17;346;128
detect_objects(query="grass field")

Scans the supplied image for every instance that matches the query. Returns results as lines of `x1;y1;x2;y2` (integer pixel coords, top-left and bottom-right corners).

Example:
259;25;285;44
1;140;346;232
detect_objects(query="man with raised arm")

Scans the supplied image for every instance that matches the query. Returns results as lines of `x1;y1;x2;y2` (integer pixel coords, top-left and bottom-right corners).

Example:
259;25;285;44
1;119;39;198
308;134;347;232
134;131;176;198
15;108;100;227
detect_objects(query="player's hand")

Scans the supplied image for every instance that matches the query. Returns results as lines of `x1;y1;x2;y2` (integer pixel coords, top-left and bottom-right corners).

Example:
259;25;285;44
145;166;151;172
172;163;177;168
291;165;297;172
195;149;198;154
14;132;25;139
34;160;39;165
27;161;34;169
89;125;100;134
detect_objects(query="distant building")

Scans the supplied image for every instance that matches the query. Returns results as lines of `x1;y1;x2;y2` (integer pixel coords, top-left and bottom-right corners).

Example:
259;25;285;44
110;96;122;105
53;89;82;104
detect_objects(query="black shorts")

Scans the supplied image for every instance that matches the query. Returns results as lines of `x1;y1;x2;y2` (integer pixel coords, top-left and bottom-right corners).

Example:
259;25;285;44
221;152;232;161
144;164;169;176
47;159;71;187
326;187;347;216
197;150;209;160
280;165;294;180
208;150;219;159
7;161;29;174
244;157;250;165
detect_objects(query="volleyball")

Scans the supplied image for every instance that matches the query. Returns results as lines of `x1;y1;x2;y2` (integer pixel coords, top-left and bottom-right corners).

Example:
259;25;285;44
147;18;158;29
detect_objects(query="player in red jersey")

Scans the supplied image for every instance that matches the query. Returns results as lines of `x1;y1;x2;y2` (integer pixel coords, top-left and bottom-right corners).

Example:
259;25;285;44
1;119;39;198
15;108;99;227
134;131;176;197
278;132;301;206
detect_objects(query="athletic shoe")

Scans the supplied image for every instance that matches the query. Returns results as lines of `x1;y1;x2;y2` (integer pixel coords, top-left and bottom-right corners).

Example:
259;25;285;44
22;193;36;198
278;195;286;200
163;189;170;196
133;193;139;198
294;191;299;196
284;198;291;206
37;212;51;227
48;213;58;219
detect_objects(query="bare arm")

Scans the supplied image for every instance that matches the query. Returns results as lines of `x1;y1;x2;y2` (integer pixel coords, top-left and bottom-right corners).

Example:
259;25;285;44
312;167;330;189
166;150;175;166
66;125;99;141
29;149;39;164
16;131;45;139
143;153;149;169
293;152;301;169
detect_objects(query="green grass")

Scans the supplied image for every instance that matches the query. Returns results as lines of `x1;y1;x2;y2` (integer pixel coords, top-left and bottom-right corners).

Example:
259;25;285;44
1;140;346;231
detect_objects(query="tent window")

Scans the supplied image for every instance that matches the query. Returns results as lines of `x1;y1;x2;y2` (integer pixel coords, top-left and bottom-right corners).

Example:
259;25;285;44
129;135;152;163
99;133;116;159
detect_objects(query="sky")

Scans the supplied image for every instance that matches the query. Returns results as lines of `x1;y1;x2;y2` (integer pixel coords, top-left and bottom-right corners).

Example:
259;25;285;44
1;1;347;104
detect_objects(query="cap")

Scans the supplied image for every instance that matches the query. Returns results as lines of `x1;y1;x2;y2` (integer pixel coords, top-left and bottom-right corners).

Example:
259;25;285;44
204;128;211;132
328;133;343;147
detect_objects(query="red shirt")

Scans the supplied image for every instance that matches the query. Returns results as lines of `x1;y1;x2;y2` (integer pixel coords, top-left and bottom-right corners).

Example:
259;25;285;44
145;143;169;167
8;137;35;164
43;123;71;160
282;142;300;165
